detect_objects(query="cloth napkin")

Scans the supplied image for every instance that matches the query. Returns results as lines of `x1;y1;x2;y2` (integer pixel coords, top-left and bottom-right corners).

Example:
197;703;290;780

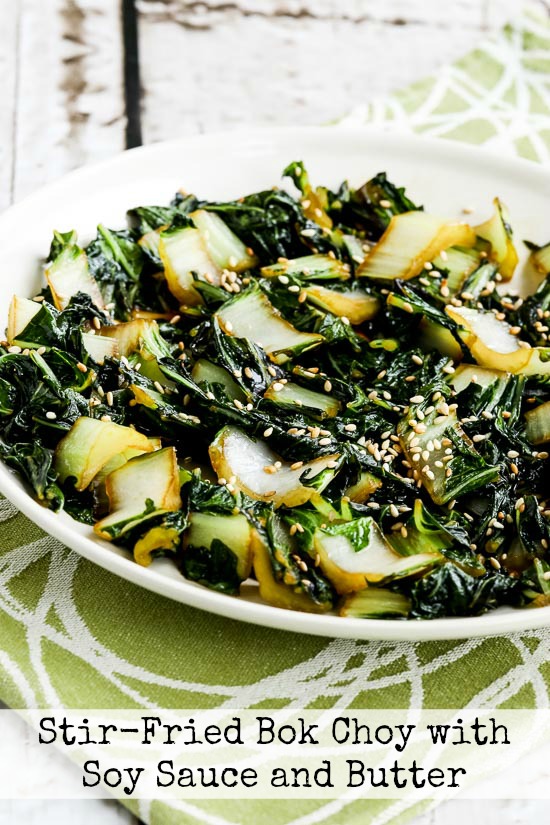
1;5;550;824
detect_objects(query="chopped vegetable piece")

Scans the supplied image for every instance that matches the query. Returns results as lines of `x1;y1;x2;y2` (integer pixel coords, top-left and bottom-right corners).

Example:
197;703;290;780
55;417;153;491
304;285;379;324
345;471;382;504
183;511;252;592
45;243;104;311
100;318;170;360
134;524;181;567
264;381;340;419
525;401;550;445
340;588;411;619
251;528;333;613
432;245;481;295
398;401;499;505
419;318;463;361
7;296;42;345
449;363;509;394
192;358;247;402
95;447;181;539
159;224;220;306
191;210;257;271
357;212;476;281
209;426;340;507
216;286;323;364
314;517;441;594
475;198;518;281
261;254;349;281
81;332;120;364
447;305;550;375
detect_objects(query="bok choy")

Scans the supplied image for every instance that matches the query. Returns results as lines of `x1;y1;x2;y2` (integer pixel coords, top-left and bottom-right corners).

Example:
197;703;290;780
1;160;549;621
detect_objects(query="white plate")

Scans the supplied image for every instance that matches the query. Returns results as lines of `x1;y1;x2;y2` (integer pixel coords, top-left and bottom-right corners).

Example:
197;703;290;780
1;126;549;641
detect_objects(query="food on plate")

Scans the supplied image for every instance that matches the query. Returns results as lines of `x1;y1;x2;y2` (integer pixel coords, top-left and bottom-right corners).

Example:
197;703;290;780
1;162;550;620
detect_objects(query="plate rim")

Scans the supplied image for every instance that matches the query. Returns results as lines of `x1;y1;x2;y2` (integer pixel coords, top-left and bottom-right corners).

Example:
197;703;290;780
1;124;549;642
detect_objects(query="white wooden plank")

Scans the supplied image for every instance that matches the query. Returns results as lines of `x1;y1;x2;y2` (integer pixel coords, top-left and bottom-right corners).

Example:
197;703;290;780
0;800;136;825
0;4;19;211
12;0;126;203
137;0;517;144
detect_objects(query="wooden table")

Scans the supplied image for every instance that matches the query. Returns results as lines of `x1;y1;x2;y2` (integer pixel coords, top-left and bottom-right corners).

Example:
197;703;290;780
0;0;546;823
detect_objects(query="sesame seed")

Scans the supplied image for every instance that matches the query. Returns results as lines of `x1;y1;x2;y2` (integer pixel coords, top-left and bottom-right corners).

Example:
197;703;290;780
319;437;331;445
154;381;164;394
410;395;424;404
411;354;423;365
76;362;87;373
344;423;357;432
106;391;114;407
7;345;21;354
33;295;45;302
170;315;181;325
290;461;304;471
389;504;399;518
324;380;332;393
507;450;519;458
462;206;474;214
489;557;501;570
288;285;300;293
45;411;57;420
379;199;391;208
263;427;273;438
100;414;111;422
272;382;284;392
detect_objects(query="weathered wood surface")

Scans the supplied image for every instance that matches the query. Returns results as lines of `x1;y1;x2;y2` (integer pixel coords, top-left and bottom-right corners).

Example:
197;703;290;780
2;0;125;206
137;0;516;142
0;1;546;824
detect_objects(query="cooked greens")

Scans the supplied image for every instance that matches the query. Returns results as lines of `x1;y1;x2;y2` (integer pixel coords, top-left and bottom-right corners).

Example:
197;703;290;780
2;161;550;622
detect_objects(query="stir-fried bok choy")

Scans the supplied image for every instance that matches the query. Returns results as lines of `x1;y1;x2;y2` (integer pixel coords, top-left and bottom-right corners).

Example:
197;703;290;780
2;161;550;621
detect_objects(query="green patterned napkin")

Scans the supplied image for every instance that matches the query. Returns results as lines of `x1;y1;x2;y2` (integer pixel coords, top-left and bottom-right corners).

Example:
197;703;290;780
1;5;550;824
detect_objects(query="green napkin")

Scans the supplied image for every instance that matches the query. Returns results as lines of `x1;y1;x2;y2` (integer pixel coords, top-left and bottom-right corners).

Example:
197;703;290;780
1;5;550;824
